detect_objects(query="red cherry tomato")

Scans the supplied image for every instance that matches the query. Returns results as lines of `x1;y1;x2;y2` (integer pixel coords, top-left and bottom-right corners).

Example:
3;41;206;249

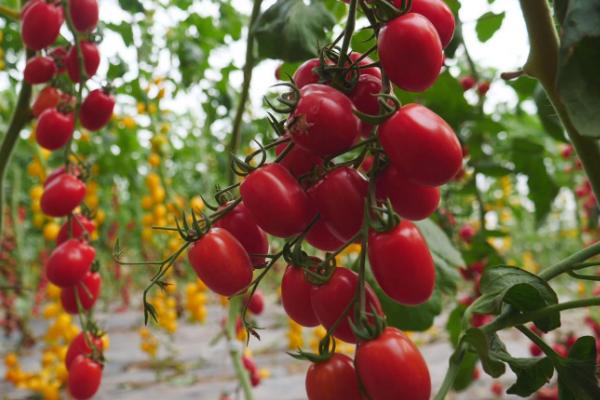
44;166;81;189
351;74;382;137
459;223;476;243
21;1;63;50
40;173;86;217
24;56;57;84
477;80;491;96
214;202;269;267
305;353;364;400
56;214;96;245
491;381;504;396
65;332;104;369
529;343;542;357
378;13;443;92
281;263;319;327
60;272;101;314
49;46;68;74
368;221;435;305
36;109;75;151
308;167;367;242
348;52;382;80
293;59;322;88
355;327;431;400
275;140;323;178
240;164;315;238
287;84;360;157
69;0;99;32
310;267;382;343
80;89;115;131
399;0;456;48
32;86;62;117
188;228;253;296
305;218;345;252
246;290;265;315
379;103;462;186
376;163;440;220
459;75;476;91
45;239;96;288
66;41;101;83
68;355;103;400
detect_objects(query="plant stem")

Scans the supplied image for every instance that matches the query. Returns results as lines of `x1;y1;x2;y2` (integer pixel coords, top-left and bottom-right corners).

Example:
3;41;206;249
518;0;600;204
226;0;263;185
0;5;20;20
539;240;600;281
226;296;254;400
433;345;466;400
338;0;358;68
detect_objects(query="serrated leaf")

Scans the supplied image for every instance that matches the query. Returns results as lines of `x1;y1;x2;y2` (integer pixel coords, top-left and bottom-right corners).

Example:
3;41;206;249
475;11;505;42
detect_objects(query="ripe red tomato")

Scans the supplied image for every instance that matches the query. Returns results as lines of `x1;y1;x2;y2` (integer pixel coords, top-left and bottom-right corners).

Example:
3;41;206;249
378;13;443;92
45;239;96;288
24;56;57;84
281;263;319;327
41;173;86;217
491;381;504;396
348;52;382;80
68;355;103;400
246;290;265;315
80;89;115;131
275;139;323;178
56;215;96;245
310;267;382;343
478;80;491;96
287;84;360;157
368;221;435;305
66;41;101;83
188;228;253;296
376;164;440;220
459;75;476;91
60;271;101;314
49;46;68;74
44;166;80;188
69;0;99;32
308;167;367;242
379;103;462;186
305;219;345;252
21;1;63;50
529;343;542;357
293;59;322;88
399;0;455;48
36;109;75;151
351;74;382;137
32;86;62;117
65;332;104;369
240;164;315;238
214;202;269;267
305;353;364;400
459;223;476;243
355;327;431;400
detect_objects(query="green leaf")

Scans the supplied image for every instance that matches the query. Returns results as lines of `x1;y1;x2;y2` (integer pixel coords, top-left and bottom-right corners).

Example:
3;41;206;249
461;329;506;377
351;28;377;59
504;356;554;396
472;160;513;177
254;0;335;62
534;85;567;142
452;352;479;391
557;2;600;138
415;219;464;267
446;304;467;347
475;11;505;42
118;0;144;13
556;336;600;399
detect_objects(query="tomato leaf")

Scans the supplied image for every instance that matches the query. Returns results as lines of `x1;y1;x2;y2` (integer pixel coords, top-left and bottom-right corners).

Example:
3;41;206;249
415;219;464;267
534;85;567;142
556;336;600;399
475;11;505;43
461;329;506;377
497;355;554;397
452;352;479;391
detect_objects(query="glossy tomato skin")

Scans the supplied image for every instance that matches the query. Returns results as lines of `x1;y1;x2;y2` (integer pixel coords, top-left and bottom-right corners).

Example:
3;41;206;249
188;228;253;296
288;84;360;157
378;13;443;92
355;327;431;400
305;219;345;252
68;355;103;400
60;272;101;314
65;332;104;369
348;52;381;80
396;0;455;48
351;74;382;137
293;59;322;88
41;174;86;217
32;87;62;118
49;46;68;74
36;109;75;151
379;103;462;186
24;56;57;84
21;1;63;50
308;167;368;242
56;214;96;245
281;263;319;327
275;140;323;178
46;239;96;288
214;202;269;267
240;164;315;238
66;41;101;83
246;290;265;315
306;353;364;400
70;0;99;32
376;164;440;220
80;89;115;131
368;221;435;305
311;268;382;343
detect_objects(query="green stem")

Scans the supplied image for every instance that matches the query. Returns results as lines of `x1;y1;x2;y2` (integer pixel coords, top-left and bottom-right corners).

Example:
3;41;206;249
515;325;556;357
0;5;20;20
338;0;358;68
539;240;600;281
433;345;466;400
226;296;254;400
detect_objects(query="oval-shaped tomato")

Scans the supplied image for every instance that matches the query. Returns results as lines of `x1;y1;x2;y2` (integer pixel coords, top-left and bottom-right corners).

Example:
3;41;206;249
378;13;443;92
293;59;322;88
66;41;101;83
351;74;382;137
275;140;323;178
32;86;62;118
368;221;435;305
46;239;96;288
305;219;345;252
245;290;265;315
68;355;103;400
80;89;115;131
397;0;455;48
240;164;315;238
69;0;99;32
41;173;86;217
24;56;57;84
311;267;382;343
65;332;104;369
379;103;462;186
376;164;440;220
355;327;431;400
36;109;75;151
56;214;97;245
306;353;364;400
44;166;80;188
287;84;360;157
188;228;253;296
21;1;63;50
60;271;101;314
281;263;319;327
308;167;367;242
214;202;269;267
